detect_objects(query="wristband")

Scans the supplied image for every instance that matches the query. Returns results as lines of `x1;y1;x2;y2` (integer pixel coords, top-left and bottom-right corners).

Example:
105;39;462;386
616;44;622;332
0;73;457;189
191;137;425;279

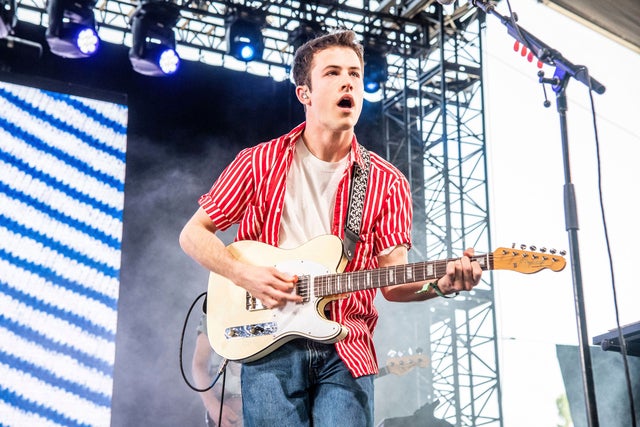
415;280;458;298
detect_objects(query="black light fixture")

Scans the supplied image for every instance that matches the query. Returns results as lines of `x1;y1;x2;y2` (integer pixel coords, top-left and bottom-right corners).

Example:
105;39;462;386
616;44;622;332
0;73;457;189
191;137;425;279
225;6;265;62
129;1;181;77
45;0;100;58
363;45;389;94
288;20;322;53
0;0;17;39
1;0;43;62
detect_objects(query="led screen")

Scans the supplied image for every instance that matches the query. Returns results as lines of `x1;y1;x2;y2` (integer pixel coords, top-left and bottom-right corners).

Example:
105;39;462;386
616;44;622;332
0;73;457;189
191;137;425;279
0;79;127;427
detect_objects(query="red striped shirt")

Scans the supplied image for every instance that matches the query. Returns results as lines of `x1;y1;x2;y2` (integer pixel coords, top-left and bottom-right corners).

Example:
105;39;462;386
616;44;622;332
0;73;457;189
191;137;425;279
198;122;412;377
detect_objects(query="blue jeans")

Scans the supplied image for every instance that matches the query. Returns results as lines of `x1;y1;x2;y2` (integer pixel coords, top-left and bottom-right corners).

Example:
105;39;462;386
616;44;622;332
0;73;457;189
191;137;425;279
241;339;374;427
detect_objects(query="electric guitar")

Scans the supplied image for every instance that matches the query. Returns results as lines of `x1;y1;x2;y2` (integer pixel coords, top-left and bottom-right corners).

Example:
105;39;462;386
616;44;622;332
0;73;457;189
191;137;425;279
206;234;566;362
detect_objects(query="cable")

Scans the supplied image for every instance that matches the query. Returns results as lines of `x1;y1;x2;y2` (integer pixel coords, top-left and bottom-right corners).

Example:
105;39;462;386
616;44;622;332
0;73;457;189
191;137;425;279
216;366;227;427
586;68;637;427
178;290;228;393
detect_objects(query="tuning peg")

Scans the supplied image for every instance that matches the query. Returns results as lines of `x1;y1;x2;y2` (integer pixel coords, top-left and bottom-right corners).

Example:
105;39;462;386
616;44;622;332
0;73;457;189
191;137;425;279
529;245;537;251
540;247;547;253
550;248;557;254
520;244;527;250
560;250;567;256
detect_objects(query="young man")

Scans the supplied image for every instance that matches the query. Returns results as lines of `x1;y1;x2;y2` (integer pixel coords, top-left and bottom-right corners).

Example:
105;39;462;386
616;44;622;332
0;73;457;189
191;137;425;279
179;30;482;427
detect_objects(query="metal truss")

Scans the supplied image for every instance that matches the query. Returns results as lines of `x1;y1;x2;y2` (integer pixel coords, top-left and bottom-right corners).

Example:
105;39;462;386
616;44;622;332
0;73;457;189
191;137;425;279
15;0;479;90
14;0;502;425
381;4;503;426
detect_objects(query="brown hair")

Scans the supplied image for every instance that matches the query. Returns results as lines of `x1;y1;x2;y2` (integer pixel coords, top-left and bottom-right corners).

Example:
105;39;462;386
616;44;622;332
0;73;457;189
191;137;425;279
291;29;364;90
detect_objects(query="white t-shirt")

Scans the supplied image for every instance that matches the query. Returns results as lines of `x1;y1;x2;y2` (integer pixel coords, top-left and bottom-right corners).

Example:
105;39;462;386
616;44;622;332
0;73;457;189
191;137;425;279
278;138;348;249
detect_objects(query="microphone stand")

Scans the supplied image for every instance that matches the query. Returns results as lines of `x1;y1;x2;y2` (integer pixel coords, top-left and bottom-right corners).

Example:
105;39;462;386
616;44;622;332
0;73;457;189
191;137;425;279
469;1;606;426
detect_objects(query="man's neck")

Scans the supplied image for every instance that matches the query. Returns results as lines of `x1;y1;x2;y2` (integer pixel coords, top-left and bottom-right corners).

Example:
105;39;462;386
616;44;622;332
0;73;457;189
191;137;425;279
301;126;353;162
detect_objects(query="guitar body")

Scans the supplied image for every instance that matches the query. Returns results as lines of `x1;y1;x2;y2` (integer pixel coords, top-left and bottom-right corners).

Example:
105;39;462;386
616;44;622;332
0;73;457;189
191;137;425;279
206;235;350;362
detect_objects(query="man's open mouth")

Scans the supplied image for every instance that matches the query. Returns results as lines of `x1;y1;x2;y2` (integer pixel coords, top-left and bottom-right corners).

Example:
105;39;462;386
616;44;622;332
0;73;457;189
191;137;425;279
338;96;353;108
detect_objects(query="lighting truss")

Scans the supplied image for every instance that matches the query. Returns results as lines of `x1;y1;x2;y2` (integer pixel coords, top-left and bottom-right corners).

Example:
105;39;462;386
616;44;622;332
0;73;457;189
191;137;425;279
15;0;481;88
380;5;503;426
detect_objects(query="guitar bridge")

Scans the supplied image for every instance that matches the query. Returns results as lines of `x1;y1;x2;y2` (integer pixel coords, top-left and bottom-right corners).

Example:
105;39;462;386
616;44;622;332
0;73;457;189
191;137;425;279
246;293;266;311
245;275;311;311
297;275;310;303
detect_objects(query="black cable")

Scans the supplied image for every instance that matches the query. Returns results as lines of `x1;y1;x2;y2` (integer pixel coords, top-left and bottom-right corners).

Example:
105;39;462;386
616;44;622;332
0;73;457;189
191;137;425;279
586;68;637;427
217;367;227;427
178;291;228;393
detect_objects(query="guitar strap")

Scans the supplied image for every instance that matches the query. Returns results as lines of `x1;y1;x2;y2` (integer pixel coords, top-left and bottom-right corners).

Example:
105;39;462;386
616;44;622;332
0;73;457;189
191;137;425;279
343;143;370;261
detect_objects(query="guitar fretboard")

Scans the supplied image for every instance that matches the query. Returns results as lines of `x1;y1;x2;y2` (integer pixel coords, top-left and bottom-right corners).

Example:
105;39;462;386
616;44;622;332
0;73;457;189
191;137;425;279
312;253;492;297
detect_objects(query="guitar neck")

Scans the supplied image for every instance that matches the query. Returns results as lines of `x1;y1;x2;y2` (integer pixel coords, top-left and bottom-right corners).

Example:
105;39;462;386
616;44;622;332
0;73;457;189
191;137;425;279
313;254;492;297
376;366;390;378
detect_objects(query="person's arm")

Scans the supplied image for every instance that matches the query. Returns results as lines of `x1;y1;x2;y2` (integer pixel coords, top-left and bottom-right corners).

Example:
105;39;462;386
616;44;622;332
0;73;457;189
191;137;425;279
192;332;223;423
192;333;241;426
378;245;482;302
179;207;302;308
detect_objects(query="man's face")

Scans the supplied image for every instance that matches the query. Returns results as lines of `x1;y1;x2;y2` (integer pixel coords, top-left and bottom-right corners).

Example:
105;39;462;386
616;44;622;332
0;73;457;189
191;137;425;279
306;46;364;132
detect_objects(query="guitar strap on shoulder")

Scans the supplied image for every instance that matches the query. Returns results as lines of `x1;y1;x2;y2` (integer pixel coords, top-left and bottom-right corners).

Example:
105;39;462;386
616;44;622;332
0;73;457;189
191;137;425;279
343;143;370;261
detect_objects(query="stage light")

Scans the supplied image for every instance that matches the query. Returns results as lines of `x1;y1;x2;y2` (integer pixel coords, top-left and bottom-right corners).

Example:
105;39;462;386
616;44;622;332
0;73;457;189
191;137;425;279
129;1;181;77
225;7;264;62
0;0;17;39
288;21;322;53
363;49;388;94
45;0;100;58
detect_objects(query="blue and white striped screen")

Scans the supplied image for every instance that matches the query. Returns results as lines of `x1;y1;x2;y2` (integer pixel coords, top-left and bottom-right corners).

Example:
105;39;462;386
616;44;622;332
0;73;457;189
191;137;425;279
0;80;127;426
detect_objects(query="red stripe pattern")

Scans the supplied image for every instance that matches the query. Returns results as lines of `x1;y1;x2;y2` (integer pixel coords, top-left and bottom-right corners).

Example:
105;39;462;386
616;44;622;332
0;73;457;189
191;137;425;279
198;122;412;377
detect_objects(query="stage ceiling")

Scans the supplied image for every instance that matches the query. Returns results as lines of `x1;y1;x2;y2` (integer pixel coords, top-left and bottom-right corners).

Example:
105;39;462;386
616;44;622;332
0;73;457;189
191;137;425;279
541;0;640;54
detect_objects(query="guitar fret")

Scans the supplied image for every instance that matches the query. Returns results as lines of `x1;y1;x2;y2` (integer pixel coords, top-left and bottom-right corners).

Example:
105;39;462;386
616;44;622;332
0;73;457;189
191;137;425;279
405;265;414;282
316;276;325;296
376;268;384;287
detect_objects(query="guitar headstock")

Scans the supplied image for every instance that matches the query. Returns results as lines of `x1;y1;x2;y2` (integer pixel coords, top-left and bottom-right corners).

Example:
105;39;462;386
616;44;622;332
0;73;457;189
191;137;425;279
492;245;566;274
384;352;429;376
